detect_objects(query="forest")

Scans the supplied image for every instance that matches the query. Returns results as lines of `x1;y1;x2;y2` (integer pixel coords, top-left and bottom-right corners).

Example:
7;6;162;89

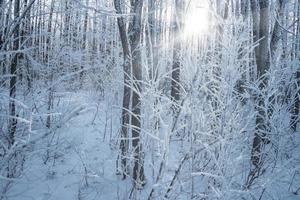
0;0;300;199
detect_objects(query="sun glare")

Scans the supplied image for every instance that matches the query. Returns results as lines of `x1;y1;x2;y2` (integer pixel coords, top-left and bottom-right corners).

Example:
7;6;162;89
184;5;210;38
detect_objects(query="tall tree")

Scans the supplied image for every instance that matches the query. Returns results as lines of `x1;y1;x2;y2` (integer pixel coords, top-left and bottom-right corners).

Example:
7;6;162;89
291;0;300;131
0;0;5;47
46;0;55;128
129;0;145;188
79;0;89;87
114;0;131;180
7;0;21;147
114;0;146;187
248;0;270;186
0;0;6;78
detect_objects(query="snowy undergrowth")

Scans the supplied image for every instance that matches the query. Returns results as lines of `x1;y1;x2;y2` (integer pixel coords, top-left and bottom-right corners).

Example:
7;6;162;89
4;91;125;200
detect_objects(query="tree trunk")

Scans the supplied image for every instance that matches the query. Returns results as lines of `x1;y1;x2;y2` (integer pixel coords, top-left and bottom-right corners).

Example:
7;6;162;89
130;0;145;188
291;0;300;131
250;0;270;173
171;0;183;109
114;0;145;187
79;0;89;87
22;0;33;90
270;0;285;59
7;0;21;148
0;0;5;47
46;0;55;129
0;0;6;82
114;0;131;179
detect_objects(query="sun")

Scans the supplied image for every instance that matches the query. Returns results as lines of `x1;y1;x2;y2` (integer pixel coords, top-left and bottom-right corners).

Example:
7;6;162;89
183;5;210;38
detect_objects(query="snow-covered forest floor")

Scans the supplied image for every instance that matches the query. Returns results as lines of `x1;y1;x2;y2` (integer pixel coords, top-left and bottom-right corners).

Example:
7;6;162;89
1;0;300;199
2;89;299;200
3;90;189;200
5;91;118;199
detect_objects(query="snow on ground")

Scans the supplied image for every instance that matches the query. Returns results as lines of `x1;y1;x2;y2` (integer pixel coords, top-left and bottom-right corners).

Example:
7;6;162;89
4;90;300;200
6;91;134;200
2;88;180;200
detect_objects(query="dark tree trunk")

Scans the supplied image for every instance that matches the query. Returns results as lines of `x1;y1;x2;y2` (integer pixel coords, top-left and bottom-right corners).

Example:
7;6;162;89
22;0;33;90
291;0;300;131
171;42;181;103
114;0;145;187
250;0;270;174
129;0;145;188
171;0;184;109
0;0;5;47
114;0;131;179
0;0;6;81
8;0;21;147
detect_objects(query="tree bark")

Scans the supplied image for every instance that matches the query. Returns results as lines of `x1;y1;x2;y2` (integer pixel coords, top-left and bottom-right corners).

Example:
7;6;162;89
46;0;55;129
250;0;270;172
129;0;146;188
114;0;131;179
114;0;145;187
270;0;285;59
0;0;6;81
171;0;184;109
291;0;300;131
8;0;21;148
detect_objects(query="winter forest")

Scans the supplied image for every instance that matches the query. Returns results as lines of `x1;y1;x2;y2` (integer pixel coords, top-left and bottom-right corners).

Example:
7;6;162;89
0;0;300;199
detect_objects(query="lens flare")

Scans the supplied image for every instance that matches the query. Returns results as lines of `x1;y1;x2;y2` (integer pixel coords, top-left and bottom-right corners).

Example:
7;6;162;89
183;4;210;38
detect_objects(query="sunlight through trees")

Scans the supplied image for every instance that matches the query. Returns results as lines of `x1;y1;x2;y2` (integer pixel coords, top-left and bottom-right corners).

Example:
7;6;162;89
0;0;299;199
